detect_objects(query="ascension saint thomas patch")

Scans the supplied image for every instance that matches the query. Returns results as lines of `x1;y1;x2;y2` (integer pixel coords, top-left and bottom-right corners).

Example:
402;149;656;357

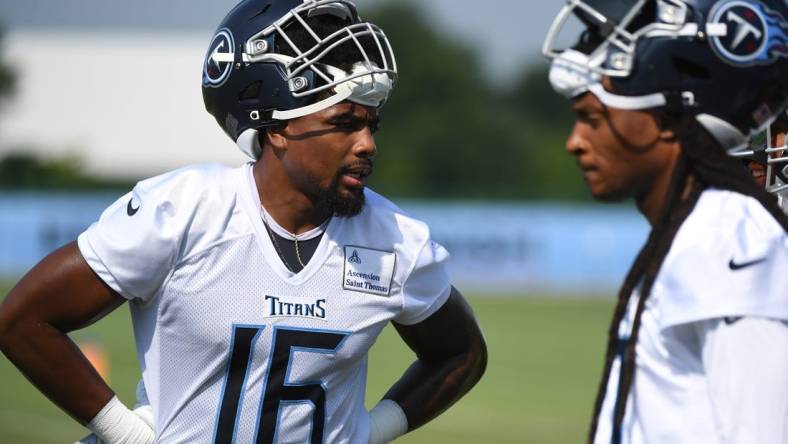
342;246;396;296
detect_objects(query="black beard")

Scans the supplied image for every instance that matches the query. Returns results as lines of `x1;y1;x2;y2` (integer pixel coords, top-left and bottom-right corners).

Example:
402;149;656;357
323;175;365;217
303;162;371;218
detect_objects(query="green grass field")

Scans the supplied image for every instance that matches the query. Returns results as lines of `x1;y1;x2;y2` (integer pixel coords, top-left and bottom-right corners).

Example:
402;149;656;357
0;280;614;443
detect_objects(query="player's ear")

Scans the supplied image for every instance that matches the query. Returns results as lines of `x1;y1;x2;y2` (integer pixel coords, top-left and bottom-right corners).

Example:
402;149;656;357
265;125;288;151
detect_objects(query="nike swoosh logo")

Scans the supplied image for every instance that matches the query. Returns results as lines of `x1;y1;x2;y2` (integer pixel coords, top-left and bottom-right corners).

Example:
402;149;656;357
728;257;767;270
724;316;743;325
127;198;140;216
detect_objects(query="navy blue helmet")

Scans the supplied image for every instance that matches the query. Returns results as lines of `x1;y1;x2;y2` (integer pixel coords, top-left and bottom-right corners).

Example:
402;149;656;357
202;0;397;158
544;0;788;150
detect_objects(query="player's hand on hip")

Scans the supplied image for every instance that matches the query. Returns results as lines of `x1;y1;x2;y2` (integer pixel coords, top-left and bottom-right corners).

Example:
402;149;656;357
74;399;154;444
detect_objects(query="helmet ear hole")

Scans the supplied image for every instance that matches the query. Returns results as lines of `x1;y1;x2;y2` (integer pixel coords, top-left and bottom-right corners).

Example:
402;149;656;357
672;56;710;80
239;81;263;102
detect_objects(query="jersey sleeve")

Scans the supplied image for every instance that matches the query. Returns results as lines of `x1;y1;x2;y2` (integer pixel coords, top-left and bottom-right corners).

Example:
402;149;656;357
77;172;195;302
655;210;788;330
695;317;788;443
394;239;452;326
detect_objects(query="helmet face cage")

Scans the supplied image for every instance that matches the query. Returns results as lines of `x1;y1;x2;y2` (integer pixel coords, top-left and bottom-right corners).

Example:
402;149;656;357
243;0;397;100
730;113;788;210
202;0;399;159
542;0;691;77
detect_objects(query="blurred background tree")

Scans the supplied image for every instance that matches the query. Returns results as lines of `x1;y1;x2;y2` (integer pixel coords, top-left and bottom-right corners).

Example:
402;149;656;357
367;2;587;200
0;26;15;109
0;153;133;190
501;64;587;200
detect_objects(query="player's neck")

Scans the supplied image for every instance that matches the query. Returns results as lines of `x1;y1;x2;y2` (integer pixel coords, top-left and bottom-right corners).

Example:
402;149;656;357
636;147;683;226
253;161;331;235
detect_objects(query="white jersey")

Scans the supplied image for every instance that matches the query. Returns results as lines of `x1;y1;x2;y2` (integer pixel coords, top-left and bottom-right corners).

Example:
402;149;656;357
594;189;788;444
77;163;451;444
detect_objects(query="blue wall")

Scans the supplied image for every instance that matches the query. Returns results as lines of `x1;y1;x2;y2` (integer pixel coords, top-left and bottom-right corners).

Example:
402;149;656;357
0;193;649;295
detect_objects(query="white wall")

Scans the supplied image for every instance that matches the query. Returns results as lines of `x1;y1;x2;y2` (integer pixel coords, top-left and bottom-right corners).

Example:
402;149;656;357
0;31;248;178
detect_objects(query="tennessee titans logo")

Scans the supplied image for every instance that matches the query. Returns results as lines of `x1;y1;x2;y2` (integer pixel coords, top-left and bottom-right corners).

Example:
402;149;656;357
203;28;235;87
709;0;788;66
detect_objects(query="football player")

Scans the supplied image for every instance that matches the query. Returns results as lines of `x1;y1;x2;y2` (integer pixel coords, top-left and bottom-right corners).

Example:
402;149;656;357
543;0;788;442
0;1;487;443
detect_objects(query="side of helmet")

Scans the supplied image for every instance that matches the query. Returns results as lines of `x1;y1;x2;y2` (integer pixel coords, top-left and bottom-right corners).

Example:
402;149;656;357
610;0;788;147
544;0;788;149
202;0;305;143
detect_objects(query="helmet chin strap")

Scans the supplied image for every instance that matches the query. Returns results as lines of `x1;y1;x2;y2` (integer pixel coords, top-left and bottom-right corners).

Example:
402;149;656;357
236;61;393;160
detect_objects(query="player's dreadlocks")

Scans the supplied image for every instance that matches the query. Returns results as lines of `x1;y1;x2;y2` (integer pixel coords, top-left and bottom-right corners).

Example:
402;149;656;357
588;113;788;443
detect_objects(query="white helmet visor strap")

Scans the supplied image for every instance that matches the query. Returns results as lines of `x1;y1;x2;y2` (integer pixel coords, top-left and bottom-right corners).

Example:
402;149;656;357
587;83;666;110
548;49;667;110
238;61;393;159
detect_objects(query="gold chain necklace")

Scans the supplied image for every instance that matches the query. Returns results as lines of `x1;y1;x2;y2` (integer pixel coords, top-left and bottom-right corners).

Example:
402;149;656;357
261;207;306;271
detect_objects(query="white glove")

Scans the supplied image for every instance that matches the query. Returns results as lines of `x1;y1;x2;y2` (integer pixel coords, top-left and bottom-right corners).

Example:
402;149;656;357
368;400;408;444
74;397;154;444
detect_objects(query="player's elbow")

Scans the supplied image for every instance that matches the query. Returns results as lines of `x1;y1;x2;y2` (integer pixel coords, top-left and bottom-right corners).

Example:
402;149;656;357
447;323;488;390
464;335;487;387
0;296;35;356
449;333;487;392
0;304;20;355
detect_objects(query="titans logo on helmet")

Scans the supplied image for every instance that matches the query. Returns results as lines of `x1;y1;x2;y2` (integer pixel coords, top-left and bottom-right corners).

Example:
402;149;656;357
203;29;235;87
709;0;788;66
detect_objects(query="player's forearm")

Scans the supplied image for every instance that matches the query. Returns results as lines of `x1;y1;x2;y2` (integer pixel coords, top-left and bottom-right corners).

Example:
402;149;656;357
0;313;115;424
384;287;487;430
0;242;124;425
382;344;486;430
